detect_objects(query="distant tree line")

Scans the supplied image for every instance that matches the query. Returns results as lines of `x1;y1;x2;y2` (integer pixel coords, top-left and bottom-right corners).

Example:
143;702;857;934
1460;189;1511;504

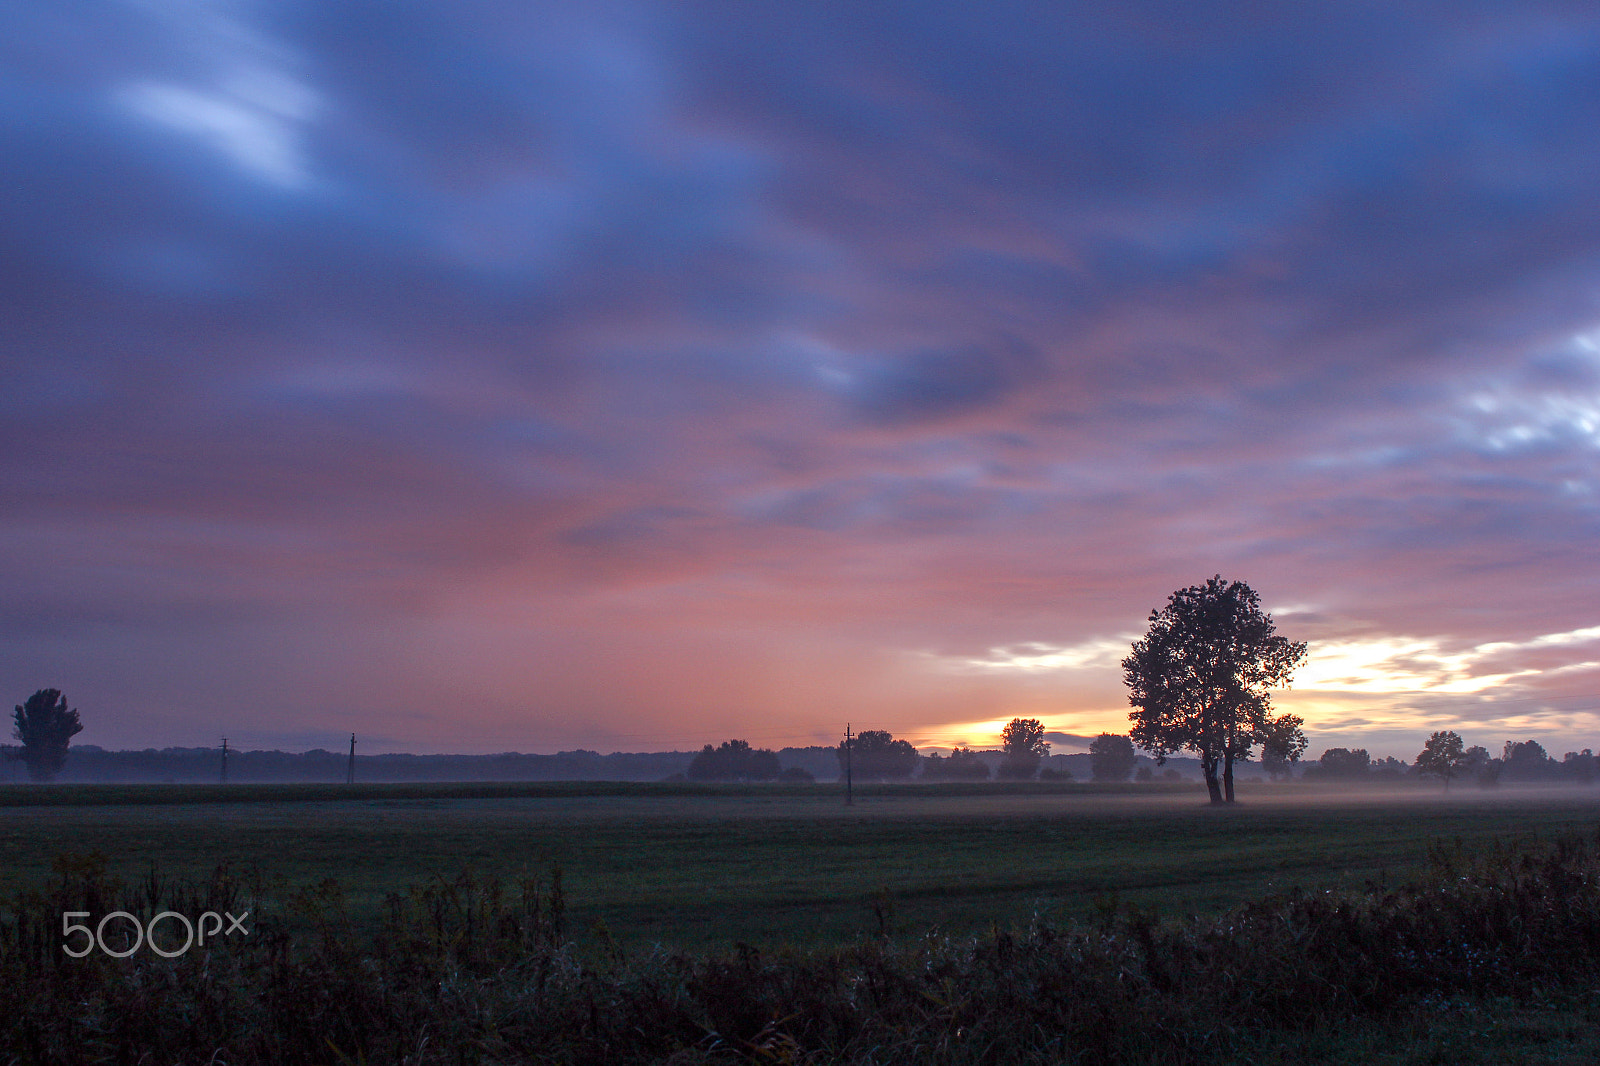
10;679;1592;792
1296;733;1597;789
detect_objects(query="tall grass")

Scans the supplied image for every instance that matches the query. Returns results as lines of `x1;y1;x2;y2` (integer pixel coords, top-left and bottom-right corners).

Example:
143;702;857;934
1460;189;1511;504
3;831;1600;1063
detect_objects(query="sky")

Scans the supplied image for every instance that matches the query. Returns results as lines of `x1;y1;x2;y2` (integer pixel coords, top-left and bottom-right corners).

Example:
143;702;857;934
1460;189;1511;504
3;1;1599;760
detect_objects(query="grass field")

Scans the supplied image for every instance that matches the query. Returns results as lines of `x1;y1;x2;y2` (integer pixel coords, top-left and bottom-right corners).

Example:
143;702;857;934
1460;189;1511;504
3;779;1597;950
7;781;1600;1063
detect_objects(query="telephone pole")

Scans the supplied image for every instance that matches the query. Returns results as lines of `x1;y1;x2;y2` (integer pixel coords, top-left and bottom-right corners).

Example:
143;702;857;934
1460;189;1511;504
219;737;229;784
844;723;853;806
346;733;356;785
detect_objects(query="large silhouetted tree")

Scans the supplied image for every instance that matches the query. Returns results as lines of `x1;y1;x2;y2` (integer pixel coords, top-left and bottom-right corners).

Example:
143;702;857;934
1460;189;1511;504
8;689;83;783
1089;733;1137;782
997;717;1049;780
1124;577;1306;804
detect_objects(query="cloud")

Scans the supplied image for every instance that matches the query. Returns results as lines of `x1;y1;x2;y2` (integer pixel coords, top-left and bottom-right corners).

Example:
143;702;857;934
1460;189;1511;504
844;339;1039;425
3;2;1600;755
119;70;321;188
940;637;1136;675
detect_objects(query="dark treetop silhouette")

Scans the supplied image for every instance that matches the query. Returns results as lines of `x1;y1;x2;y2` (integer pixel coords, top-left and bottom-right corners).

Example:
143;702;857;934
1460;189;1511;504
685;739;781;782
921;745;991;780
1415;730;1468;790
1089;733;1138;782
1124;577;1307;804
8;688;84;783
835;730;919;781
997;717;1050;780
1258;712;1308;781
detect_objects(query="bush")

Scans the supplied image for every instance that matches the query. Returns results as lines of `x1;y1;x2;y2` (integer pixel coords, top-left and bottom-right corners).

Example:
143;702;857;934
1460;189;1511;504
10;834;1600;1063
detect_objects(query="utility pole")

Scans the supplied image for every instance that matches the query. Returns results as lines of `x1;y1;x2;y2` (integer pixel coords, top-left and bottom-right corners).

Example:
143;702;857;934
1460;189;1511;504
220;737;229;784
346;733;356;785
844;723;853;806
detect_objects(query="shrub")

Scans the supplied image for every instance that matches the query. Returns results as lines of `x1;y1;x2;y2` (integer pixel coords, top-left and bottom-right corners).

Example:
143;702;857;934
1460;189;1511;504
10;834;1600;1063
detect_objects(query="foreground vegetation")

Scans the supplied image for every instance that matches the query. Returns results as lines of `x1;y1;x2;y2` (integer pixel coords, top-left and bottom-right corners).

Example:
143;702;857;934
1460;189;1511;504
5;824;1600;1063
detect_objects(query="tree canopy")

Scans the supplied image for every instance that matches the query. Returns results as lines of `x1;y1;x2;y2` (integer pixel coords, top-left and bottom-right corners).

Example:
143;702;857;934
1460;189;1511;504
1415;730;1467;790
686;739;781;782
1123;576;1306;803
997;718;1049;780
1088;733;1137;782
1257;713;1307;781
836;730;919;781
1501;739;1560;782
1316;747;1371;778
922;746;990;780
8;688;84;783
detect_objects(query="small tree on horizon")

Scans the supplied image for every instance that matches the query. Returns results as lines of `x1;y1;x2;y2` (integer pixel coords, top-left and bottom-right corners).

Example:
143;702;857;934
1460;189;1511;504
836;730;920;781
997;718;1049;780
1501;739;1558;781
1415;730;1467;791
8;689;84;783
1314;747;1371;779
1258;713;1307;781
686;739;781;782
922;745;991;781
1088;733;1137;782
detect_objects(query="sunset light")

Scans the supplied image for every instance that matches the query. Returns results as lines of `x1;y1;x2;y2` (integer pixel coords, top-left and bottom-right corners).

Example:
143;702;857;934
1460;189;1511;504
3;1;1599;765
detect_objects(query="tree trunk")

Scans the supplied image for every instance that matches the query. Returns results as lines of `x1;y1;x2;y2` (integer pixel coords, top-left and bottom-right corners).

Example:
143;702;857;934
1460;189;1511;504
1201;754;1223;804
1223;750;1235;803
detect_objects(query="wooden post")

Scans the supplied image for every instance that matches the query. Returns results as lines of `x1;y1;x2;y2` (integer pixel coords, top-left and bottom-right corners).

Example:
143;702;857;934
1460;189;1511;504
845;723;853;806
347;733;356;785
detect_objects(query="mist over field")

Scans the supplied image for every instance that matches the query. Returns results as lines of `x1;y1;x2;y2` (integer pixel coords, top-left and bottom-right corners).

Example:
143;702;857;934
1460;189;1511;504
8;6;1600;1061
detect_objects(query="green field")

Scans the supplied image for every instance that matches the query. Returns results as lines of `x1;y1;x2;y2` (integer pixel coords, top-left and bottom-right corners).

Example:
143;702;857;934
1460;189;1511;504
4;780;1598;951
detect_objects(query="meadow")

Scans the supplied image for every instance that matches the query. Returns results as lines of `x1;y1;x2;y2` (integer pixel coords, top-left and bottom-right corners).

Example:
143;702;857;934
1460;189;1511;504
2;779;1598;950
7;780;1600;1062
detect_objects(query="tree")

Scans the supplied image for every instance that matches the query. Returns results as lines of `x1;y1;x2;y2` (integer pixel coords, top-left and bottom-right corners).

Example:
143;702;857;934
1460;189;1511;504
1501;739;1557;782
836;730;920;781
8;689;83;783
1414;730;1467;791
922;746;990;781
1316;747;1371;778
1089;733;1137;782
1562;749;1597;785
1257;713;1307;781
1123;576;1307;804
1461;745;1498;788
686;739;781;782
1371;755;1410;780
997;718;1049;780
